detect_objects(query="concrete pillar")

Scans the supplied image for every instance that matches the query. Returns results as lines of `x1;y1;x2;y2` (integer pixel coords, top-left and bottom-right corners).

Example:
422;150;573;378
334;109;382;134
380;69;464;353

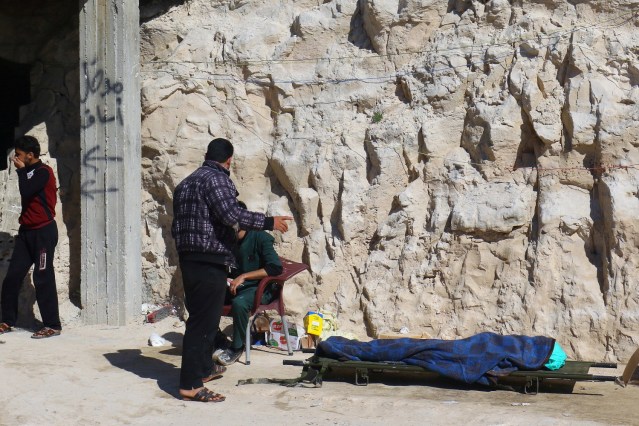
79;0;141;325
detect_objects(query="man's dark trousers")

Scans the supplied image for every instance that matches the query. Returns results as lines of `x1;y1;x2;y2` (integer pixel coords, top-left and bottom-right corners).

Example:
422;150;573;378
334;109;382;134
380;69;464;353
179;258;227;390
1;221;60;329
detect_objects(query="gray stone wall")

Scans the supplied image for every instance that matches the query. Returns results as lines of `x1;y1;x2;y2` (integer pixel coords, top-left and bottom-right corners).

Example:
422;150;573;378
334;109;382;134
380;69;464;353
0;2;81;327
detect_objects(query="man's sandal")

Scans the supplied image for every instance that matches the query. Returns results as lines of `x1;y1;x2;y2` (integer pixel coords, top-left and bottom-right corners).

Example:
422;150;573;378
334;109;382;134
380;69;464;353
181;388;226;402
0;323;11;334
202;364;227;383
31;327;61;339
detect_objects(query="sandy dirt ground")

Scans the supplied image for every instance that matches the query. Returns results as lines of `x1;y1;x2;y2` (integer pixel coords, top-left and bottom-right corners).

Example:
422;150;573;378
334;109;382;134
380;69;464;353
1;319;638;426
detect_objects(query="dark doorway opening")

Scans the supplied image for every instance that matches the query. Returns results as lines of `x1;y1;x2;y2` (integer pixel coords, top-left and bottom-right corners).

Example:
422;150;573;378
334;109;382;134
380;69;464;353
0;57;31;171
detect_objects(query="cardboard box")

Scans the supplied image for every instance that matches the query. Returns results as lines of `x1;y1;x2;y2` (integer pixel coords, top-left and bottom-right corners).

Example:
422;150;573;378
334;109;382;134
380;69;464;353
299;334;317;350
268;319;305;351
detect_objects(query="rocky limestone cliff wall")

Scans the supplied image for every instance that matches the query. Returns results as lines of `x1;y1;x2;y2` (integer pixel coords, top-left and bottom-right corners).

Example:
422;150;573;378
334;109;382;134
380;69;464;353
1;0;637;361
140;0;639;361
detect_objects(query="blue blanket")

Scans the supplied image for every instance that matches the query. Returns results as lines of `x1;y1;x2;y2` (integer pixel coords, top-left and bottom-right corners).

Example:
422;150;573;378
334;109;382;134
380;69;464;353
316;332;554;385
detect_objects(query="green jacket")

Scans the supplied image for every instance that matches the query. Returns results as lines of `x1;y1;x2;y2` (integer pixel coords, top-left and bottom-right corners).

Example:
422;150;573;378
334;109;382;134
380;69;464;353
232;230;282;287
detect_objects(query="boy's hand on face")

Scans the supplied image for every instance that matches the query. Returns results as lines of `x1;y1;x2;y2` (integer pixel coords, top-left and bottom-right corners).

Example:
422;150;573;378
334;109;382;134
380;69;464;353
12;156;25;169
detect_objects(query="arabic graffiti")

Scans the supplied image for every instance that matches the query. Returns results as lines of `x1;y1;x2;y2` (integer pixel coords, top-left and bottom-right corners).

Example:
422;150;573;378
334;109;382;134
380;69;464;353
80;59;124;129
81;145;123;199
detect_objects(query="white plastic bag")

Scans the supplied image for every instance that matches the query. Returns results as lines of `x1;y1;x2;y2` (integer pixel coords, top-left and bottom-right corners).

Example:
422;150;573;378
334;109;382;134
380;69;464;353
148;332;169;347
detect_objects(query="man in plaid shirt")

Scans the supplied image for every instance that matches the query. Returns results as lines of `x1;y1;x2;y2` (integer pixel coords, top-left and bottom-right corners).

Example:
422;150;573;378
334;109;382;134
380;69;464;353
172;137;292;402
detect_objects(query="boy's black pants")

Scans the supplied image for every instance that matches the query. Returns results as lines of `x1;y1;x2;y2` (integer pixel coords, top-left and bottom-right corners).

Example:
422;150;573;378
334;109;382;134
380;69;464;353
1;221;61;329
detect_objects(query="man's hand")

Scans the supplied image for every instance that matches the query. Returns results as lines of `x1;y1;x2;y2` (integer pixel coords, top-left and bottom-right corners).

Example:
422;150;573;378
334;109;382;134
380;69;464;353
273;216;293;233
12;156;25;170
229;275;246;296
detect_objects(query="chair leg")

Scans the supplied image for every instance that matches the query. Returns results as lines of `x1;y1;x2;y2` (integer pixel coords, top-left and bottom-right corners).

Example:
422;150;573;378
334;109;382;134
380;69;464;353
280;314;294;356
245;316;253;365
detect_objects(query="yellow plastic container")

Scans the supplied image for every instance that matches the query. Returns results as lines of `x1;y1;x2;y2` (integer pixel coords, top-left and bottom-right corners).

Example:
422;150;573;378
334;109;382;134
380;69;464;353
304;312;324;336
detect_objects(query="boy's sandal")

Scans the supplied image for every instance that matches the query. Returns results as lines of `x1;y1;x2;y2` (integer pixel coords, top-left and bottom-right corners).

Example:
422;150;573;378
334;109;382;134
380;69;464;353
202;364;227;383
181;388;225;402
31;327;61;339
0;323;11;334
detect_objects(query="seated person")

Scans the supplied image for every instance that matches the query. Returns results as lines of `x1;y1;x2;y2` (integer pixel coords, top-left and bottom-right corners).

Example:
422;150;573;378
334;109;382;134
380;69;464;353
215;201;283;366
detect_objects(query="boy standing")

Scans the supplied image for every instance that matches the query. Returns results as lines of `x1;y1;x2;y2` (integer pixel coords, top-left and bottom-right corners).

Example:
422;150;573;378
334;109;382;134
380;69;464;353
0;135;61;339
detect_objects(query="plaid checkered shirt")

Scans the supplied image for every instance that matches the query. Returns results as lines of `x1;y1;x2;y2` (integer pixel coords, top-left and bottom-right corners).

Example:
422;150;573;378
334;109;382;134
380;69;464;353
171;160;267;267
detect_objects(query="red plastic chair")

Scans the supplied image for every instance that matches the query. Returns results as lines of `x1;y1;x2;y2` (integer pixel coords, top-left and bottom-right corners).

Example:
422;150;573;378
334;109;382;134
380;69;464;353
222;257;309;365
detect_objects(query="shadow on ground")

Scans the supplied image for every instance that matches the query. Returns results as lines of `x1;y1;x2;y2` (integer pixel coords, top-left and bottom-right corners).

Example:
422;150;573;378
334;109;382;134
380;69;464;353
103;348;179;398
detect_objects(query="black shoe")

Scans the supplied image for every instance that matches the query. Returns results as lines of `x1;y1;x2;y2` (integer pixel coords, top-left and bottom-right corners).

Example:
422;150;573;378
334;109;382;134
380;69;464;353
217;347;244;366
214;329;231;350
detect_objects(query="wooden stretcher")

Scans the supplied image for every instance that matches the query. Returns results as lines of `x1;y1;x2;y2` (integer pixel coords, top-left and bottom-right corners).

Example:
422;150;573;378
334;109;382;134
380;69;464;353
282;349;639;394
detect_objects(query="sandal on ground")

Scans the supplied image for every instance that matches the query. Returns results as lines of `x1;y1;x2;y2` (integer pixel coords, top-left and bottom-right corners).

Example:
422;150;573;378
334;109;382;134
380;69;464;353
202;364;227;383
0;323;12;334
181;388;226;402
31;327;61;339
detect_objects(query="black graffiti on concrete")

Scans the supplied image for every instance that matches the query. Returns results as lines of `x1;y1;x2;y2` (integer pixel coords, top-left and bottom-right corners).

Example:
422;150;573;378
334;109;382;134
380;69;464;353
80;60;125;129
81;180;120;200
80;179;118;200
82;145;123;172
81;99;124;129
81;145;122;198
